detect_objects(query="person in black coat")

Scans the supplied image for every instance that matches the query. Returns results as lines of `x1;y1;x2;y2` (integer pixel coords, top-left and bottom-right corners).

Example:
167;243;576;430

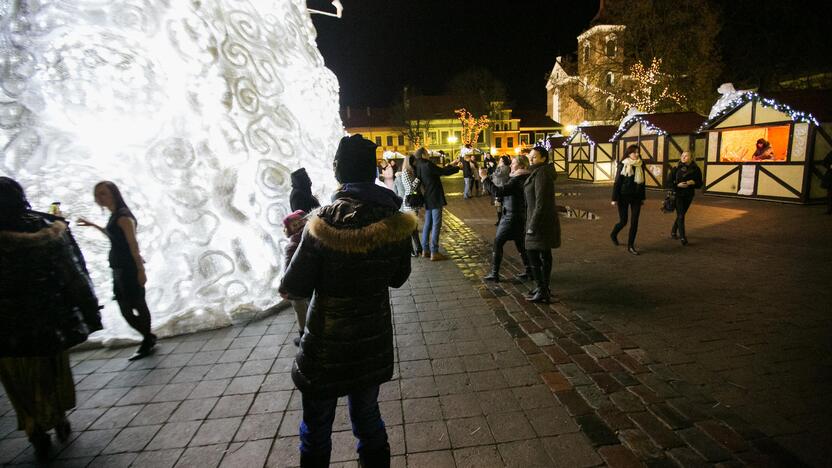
523;147;561;303
290;167;321;213
482;155;532;282
461;153;474;199
279;134;414;468
0;177;101;460
611;144;647;255
413;147;461;260
668;152;703;245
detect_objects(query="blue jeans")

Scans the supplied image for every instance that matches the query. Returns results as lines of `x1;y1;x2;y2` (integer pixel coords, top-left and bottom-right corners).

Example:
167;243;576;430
463;177;472;198
421;208;443;254
299;385;388;462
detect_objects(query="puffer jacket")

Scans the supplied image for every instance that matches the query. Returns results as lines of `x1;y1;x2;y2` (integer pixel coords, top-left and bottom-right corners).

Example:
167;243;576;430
524;163;561;250
278;195;415;399
0;215;102;357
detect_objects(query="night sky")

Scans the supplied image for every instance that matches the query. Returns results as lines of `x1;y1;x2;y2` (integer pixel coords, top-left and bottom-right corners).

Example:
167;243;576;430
309;0;832;112
310;0;598;111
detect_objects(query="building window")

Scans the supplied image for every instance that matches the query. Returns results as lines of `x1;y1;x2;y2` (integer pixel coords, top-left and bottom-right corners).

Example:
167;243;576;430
583;43;590;63
507;137;514;148
520;134;530;145
429;132;437;144
606;97;615;112
606;72;614;87
477;132;484;143
386;136;393;146
441;131;449;143
605;37;617;57
495;137;502;148
375;136;381;146
454;131;461;141
535;132;545;142
398;135;404;146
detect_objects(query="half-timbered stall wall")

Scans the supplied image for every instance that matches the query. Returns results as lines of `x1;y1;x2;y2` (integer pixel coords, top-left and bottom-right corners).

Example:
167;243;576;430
699;90;832;203
610;112;706;189
547;136;568;173
565;125;617;182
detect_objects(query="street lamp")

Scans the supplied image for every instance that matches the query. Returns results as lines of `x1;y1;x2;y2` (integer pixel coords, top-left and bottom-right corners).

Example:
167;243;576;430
447;135;458;161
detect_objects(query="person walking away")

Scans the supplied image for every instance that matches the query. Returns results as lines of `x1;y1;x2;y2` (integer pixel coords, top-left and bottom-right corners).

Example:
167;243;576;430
77;181;156;360
471;157;482;196
283;209;309;347
822;150;832;214
482;155;533;282
380;159;395;191
291;167;321;213
523;147;560;303
279;134;414;467
393;154;423;256
611;144;647;255
668;151;703;245
461;153;474;199
414;147;461;261
491;156;511;226
0;177;101;460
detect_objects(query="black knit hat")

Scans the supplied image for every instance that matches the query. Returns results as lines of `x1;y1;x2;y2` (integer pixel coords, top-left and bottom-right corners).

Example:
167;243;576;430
333;134;378;183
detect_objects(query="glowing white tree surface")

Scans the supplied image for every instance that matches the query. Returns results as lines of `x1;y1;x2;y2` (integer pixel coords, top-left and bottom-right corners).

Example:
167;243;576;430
0;1;342;343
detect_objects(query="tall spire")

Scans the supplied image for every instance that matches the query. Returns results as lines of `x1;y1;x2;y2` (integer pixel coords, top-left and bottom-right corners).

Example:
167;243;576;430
591;0;606;23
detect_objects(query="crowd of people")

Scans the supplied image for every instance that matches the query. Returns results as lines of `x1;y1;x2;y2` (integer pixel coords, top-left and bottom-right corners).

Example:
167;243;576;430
3;133;828;466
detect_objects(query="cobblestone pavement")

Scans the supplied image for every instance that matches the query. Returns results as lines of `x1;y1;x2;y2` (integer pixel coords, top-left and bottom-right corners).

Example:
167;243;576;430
0;174;827;467
442;173;831;467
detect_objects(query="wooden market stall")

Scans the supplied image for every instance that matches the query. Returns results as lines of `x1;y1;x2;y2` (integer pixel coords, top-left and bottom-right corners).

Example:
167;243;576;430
698;90;832;203
610;112;707;189
564;125;617;182
547;135;568;173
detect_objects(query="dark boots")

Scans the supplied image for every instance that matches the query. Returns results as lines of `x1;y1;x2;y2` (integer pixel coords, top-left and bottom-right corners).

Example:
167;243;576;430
300;450;331;468
358;444;391;468
484;254;501;282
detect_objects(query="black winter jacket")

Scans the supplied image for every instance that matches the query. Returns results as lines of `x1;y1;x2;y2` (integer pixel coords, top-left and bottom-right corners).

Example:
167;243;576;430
612;161;647;202
524;163;561;250
484;172;529;215
290;168;321;213
414;159;460;210
278;197;415;399
0;216;102;357
668;163;703;198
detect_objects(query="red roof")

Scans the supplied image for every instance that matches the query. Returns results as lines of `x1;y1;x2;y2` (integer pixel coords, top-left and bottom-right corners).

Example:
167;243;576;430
577;125;617;144
637;112;706;135
760;90;832;122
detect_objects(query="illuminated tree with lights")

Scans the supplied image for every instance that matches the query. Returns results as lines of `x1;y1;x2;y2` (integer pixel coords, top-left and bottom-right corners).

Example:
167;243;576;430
454;108;490;146
621;58;685;113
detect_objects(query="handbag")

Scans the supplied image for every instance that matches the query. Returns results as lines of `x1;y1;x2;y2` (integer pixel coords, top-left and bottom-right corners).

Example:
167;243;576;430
405;177;425;208
660;190;676;213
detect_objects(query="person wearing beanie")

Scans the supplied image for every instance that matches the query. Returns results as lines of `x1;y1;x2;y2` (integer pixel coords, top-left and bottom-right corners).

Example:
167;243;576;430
279;134;415;467
282;209;308;346
290;168;321;213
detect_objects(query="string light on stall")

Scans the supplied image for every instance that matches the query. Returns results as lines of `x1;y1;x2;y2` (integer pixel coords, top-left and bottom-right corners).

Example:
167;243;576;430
698;92;820;132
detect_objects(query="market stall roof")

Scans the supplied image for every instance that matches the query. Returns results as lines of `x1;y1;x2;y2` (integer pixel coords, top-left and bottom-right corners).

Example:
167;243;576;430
611;112;705;141
565;125;617;146
699;89;832;132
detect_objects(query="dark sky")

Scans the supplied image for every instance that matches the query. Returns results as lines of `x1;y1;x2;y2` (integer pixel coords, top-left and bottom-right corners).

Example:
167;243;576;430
309;0;832;112
310;0;599;111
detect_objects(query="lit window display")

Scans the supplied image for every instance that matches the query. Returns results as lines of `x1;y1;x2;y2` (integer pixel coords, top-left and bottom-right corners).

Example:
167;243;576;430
719;125;789;162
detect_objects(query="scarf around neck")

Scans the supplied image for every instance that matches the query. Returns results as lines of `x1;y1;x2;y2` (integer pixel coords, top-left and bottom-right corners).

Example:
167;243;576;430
509;168;530;177
621;157;644;185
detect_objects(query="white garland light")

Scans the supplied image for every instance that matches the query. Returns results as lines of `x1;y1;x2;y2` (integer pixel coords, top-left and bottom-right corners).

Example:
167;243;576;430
699;92;820;133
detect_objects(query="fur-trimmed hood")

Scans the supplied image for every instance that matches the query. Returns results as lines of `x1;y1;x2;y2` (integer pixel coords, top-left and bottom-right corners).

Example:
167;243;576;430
307;210;416;254
0;220;66;251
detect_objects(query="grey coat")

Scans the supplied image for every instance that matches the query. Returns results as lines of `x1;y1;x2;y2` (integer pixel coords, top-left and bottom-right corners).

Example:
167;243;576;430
524;163;561;250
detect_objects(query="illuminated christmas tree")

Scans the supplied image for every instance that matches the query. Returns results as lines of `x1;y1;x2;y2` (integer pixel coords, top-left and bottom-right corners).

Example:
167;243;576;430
454;109;490;146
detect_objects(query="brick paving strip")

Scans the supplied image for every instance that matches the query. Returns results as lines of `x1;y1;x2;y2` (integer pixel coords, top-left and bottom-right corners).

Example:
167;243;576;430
0;207;811;467
440;209;811;467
